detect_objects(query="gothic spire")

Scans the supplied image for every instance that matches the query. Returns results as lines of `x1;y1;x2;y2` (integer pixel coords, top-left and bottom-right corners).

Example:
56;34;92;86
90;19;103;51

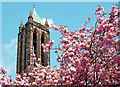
29;11;33;17
45;19;49;27
19;21;23;28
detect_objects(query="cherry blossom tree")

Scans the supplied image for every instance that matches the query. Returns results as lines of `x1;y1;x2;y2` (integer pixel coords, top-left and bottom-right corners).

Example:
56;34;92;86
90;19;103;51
45;4;120;86
0;4;120;86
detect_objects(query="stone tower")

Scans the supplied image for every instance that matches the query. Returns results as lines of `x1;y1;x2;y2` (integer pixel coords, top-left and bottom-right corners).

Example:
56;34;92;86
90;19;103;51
16;7;50;74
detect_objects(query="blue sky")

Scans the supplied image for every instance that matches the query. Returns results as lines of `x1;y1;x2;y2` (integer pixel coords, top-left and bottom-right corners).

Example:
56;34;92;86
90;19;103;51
1;2;118;80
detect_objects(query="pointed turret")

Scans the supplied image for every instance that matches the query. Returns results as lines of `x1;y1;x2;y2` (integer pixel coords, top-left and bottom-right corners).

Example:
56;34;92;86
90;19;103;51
45;19;49;27
19;21;23;32
29;11;33;17
28;11;33;23
19;21;23;28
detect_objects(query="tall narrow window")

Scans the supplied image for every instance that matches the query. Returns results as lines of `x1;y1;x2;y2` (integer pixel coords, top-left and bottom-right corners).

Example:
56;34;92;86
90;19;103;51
20;34;23;73
24;32;27;71
41;32;45;66
33;30;37;57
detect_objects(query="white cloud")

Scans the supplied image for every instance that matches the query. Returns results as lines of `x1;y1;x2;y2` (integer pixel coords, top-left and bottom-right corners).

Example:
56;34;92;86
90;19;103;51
2;38;17;78
4;39;17;52
41;18;54;27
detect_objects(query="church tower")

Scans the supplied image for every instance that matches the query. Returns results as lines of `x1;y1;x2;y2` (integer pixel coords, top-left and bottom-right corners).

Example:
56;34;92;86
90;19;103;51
16;7;50;74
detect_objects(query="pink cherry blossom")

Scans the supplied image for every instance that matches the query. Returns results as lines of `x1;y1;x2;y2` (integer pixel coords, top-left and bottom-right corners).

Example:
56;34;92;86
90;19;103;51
49;40;54;47
56;56;63;62
0;68;7;75
86;17;90;24
51;24;59;30
31;53;36;61
95;5;104;15
114;55;120;64
70;67;76;73
59;25;68;35
79;25;86;32
60;37;69;45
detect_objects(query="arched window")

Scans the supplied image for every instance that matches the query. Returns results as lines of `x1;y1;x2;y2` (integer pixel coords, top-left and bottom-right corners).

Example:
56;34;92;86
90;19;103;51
33;30;37;56
41;32;45;66
24;31;27;71
20;33;23;73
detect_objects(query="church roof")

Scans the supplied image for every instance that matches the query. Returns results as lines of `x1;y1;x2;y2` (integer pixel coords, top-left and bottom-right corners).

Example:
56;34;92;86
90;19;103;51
32;7;44;25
